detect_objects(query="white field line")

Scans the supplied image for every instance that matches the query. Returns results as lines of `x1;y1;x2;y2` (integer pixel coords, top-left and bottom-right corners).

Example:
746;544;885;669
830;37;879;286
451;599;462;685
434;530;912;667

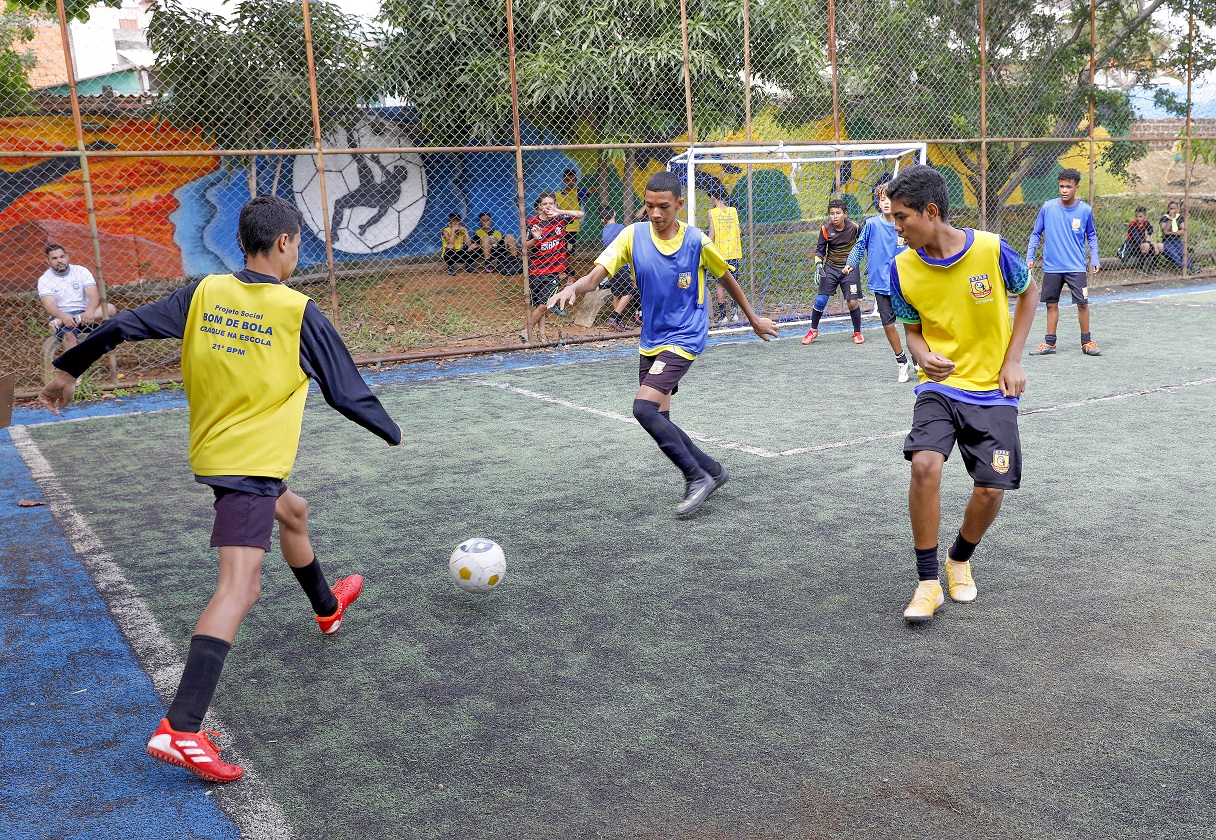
9;426;296;840
474;376;1216;458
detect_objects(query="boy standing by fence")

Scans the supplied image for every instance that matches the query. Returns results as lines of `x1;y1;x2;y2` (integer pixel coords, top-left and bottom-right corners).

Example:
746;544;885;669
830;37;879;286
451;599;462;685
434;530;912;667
524;192;584;342
885;165;1038;626
1025;167;1101;356
40;195;401;782
549;171;776;517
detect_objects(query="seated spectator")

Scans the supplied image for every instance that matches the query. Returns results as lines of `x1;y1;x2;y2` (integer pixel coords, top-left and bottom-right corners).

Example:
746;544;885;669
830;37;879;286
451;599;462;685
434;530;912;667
1160;200;1194;270
1119;206;1164;270
472;212;522;275
440;213;478;275
38;244;116;350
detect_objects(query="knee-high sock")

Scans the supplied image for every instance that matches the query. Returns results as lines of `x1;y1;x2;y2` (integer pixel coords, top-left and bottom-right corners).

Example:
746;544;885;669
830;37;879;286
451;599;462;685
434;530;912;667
633;399;703;480
850;306;862;332
660;410;721;477
811;294;829;329
166;634;231;732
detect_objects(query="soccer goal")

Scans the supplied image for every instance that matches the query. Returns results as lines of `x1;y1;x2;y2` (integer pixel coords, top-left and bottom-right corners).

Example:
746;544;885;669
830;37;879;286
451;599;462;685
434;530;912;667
667;142;927;328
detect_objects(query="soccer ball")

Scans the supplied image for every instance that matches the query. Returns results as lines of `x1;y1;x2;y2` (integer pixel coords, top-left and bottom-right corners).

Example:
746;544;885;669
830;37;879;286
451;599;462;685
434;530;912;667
449;539;506;594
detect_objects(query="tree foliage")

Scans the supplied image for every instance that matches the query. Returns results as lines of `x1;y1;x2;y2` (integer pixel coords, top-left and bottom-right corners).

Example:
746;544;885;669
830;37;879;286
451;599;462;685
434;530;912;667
4;0;119;24
0;11;37;116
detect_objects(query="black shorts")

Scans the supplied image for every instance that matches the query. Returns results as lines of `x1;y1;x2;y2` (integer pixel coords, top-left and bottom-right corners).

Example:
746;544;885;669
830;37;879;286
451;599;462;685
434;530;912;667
607;266;634;299
874;292;896;327
529;274;560;307
210;483;287;551
903;390;1022;490
1041;272;1088;305
638;351;694;396
817;264;863;300
53;310;98;341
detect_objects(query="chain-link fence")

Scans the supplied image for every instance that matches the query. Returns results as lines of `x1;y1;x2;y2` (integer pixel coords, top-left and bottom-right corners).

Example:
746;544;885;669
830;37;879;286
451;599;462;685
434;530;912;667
2;0;1213;395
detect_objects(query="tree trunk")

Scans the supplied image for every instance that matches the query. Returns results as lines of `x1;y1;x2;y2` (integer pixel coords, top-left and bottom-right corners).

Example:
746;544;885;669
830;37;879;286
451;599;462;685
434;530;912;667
247;155;258;198
271;155;284;195
622;149;636;220
596;150;610;225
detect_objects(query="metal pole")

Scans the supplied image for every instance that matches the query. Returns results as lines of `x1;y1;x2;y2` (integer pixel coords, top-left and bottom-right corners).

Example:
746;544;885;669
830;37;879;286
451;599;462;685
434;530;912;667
828;0;841;190
680;0;695;222
1087;0;1097;215
506;0;535;342
743;0;756;300
1182;0;1194;280
55;0;113;381
979;0;988;230
300;0;341;329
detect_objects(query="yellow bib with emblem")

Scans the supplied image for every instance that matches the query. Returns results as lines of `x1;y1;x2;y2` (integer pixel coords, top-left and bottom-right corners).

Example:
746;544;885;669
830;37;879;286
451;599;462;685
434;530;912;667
182;273;310;478
555;188;582;232
894;231;1012;392
708;206;742;260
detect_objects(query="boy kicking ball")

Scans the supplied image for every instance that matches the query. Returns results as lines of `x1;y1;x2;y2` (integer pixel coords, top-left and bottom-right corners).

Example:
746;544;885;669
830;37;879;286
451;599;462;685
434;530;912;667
550;171;776;517
885;166;1038;625
40;196;402;782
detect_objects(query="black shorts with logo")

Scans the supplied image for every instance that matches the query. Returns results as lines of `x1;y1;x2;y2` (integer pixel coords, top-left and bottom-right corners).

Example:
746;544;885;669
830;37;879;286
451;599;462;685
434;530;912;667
529;273;561;307
1041;271;1088;305
817;264;863;300
903;390;1022;490
638;350;694;396
874;292;896;327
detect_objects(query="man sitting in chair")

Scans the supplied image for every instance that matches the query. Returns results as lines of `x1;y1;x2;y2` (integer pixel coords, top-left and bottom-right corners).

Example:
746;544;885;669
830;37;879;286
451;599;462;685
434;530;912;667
37;244;116;350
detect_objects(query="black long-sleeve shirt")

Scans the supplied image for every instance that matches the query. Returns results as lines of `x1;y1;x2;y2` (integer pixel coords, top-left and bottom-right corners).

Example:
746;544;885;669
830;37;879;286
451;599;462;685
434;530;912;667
55;269;401;492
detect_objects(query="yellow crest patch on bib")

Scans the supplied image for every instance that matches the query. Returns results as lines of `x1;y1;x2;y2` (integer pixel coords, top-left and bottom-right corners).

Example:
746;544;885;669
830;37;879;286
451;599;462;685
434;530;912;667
677;272;692;289
969;274;992;299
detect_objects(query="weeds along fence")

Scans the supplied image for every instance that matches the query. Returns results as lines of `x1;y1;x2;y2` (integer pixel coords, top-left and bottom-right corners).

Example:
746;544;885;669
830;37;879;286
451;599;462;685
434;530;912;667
2;0;1213;395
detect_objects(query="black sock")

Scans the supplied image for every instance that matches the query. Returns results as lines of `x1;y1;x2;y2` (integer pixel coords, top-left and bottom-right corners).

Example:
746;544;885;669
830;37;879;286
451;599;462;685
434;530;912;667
633;399;704;480
949;532;979;563
810;308;823;329
895;352;907;363
850;307;862;332
292;556;338;616
1044;333;1057;346
1081;332;1092;344
166;635;231;732
661;411;722;477
915;546;939;582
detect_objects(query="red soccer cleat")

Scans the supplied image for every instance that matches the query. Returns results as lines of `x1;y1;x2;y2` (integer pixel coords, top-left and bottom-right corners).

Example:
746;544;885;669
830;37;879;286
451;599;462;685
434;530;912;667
316;574;364;635
147;718;244;783
801;328;818;345
853;331;866;344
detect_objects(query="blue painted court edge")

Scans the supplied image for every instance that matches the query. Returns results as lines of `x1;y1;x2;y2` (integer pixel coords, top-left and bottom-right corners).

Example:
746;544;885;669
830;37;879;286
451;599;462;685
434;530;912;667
0;427;239;840
3;280;1212;839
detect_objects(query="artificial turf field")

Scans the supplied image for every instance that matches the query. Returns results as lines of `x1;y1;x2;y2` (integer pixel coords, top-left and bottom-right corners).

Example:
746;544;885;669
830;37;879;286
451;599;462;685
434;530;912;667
4;284;1216;840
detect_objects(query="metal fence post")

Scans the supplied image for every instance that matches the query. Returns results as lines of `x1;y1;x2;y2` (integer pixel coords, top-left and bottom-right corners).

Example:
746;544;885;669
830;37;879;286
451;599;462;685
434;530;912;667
1183;0;1194;280
300;0;341;328
742;0;756;300
979;0;988;230
506;0;534;342
680;0;695;222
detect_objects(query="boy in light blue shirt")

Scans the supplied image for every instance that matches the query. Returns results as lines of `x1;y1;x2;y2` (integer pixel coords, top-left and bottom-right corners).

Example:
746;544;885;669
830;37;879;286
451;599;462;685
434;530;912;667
1024;167;1101;356
844;183;913;381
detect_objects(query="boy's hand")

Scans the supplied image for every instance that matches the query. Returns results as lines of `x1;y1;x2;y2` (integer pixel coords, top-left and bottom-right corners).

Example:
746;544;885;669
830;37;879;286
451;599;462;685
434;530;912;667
548;285;577;310
40;370;77;415
998;359;1027;398
842;265;853;275
919;352;956;382
750;316;778;341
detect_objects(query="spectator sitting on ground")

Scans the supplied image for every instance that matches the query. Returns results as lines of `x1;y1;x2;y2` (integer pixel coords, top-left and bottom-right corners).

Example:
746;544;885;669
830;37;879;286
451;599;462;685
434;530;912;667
472;212;521;275
38;243;116;350
1160;200;1192;270
1120;206;1164;270
440;213;478;275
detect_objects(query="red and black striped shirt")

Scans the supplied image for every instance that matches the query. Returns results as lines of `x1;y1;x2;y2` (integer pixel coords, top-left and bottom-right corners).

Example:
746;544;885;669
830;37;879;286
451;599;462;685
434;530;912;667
527;214;569;275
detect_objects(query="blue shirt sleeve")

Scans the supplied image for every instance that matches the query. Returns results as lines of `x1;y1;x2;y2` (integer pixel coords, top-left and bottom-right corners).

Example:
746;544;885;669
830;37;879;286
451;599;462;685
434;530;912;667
889;261;920;324
1085;208;1099;266
999;237;1031;295
846;220;869;270
1026;206;1046;263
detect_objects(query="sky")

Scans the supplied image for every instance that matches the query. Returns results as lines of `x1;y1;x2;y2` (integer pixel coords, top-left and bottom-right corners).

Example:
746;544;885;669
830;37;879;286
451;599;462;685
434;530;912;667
180;0;382;20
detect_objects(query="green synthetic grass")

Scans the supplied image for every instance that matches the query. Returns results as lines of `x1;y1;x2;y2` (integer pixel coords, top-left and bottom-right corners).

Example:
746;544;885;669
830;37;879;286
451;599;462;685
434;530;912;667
27;288;1216;839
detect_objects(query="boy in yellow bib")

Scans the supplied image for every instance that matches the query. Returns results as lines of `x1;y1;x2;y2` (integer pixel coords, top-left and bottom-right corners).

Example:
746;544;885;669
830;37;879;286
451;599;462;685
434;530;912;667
41;196;402;783
886;166;1038;626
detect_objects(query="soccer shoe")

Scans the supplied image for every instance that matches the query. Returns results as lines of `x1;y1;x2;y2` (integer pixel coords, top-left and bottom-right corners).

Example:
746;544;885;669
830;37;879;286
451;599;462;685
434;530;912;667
801;328;819;345
316;574;364;635
945;559;977;603
853;332;866;345
1081;341;1102;356
675;472;716;517
903;580;945;625
898;361;911;383
1028;342;1057;356
707;464;730;498
147;718;244;783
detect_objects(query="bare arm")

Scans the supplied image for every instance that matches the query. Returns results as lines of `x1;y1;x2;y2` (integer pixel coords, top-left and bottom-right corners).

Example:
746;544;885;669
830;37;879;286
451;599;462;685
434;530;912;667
40;294;76;325
998;281;1041;398
548;265;609;309
79;285;101;323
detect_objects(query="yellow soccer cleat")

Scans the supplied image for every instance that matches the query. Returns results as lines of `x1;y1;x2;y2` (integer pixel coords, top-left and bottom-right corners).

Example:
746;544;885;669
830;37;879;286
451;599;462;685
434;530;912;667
946;559;977;603
903;580;944;624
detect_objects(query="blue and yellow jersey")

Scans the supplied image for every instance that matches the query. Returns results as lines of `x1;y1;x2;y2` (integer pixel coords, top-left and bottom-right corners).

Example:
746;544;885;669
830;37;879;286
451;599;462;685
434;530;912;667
708;205;742;261
596;220;730;359
441;226;470;253
182;273;311;478
890;229;1030;402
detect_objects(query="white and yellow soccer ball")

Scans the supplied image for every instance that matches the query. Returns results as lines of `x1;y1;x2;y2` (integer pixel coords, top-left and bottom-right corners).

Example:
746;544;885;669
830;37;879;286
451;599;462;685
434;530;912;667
449;539;506;594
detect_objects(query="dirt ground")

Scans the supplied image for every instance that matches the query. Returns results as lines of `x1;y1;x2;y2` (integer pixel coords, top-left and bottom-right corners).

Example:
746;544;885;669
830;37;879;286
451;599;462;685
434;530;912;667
1126;147;1216;201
